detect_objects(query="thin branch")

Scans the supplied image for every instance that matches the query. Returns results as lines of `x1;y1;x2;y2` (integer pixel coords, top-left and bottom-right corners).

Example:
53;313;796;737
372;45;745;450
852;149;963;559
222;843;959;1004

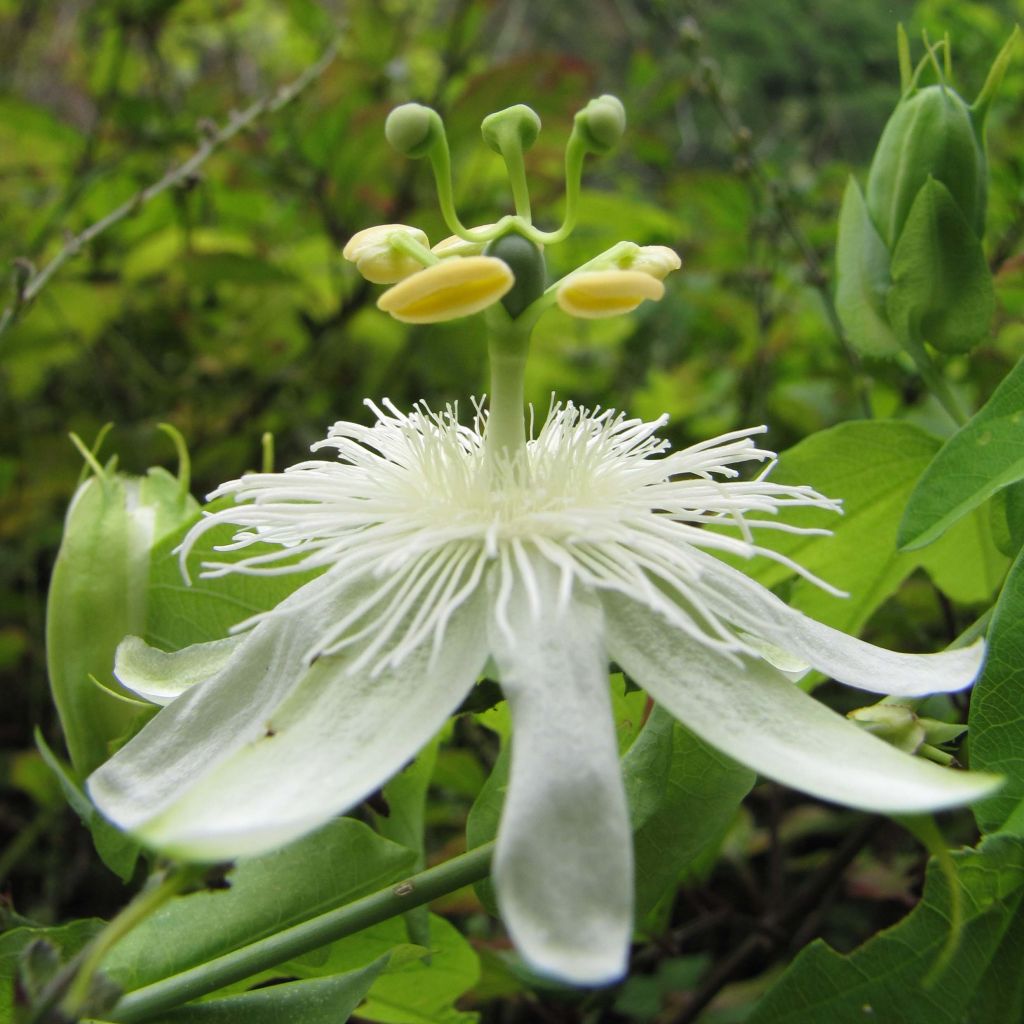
106;842;494;1023
0;37;341;340
667;815;882;1024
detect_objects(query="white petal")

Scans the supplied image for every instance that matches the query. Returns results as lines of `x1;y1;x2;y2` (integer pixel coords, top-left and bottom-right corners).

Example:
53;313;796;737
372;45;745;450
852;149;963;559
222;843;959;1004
114;634;246;706
489;557;632;986
691;552;985;696
89;572;489;860
604;593;1001;814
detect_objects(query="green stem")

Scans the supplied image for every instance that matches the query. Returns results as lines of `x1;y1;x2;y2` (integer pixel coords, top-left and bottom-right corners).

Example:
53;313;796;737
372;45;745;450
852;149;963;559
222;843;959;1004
426;136;516;244
906;337;968;427
493;130;533;221
107;843;495;1023
61;867;198;1020
531;134;585;245
389;232;440;268
484;313;533;464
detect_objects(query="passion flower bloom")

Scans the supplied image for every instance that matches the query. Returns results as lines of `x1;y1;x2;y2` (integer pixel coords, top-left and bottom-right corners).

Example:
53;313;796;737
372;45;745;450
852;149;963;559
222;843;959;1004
85;96;999;988
88;400;997;985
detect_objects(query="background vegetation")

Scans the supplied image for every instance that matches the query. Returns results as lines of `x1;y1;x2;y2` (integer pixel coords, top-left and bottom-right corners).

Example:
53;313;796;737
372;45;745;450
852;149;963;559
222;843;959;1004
2;1;1022;1020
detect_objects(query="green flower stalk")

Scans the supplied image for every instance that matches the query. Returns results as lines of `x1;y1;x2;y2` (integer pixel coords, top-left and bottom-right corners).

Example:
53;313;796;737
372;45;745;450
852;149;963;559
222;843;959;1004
46;427;198;777
85;98;999;989
836;27;1017;373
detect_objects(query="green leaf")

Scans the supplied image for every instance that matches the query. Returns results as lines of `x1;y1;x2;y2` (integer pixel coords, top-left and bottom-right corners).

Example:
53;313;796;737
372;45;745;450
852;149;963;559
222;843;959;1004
144;505;322;652
886;177;995;354
834;176;900;356
0;918;104;1024
0;919;104;982
276;915;480;1024
622;706;756;917
748;834;1024;1024
899;355;1024;550
103;819;415;992
743;421;1006;634
968;545;1024;834
372;738;440;950
146;956;390;1024
464;744;508;918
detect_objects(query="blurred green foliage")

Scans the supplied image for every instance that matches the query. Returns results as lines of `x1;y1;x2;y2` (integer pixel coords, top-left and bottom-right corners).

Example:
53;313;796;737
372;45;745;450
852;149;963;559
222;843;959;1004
1;0;1022;1019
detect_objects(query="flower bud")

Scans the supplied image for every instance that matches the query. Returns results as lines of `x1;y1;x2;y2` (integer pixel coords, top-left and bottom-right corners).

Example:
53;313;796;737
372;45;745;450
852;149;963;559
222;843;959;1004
46;432;199;777
835;30;1016;357
557;269;664;319
865;84;986;249
342;224;430;284
848;703;926;754
377;255;514;323
574;95;626;154
385;103;444;158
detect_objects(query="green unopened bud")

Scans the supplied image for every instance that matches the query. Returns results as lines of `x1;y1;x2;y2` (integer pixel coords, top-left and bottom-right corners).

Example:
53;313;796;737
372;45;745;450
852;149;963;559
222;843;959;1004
46;428;199;777
481;104;542;154
485;231;546;319
385;102;444;158
574;94;626;154
865;82;986;249
848;703;925;754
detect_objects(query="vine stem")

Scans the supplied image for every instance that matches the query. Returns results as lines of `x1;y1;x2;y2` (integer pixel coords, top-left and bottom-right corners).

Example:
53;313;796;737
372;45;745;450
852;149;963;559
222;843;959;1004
0;37;341;340
59;867;198;1020
107;842;494;1023
904;337;969;427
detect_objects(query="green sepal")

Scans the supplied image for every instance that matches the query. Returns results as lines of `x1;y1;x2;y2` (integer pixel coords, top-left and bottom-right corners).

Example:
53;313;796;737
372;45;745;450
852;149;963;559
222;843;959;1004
886;176;995;354
46;439;199;778
972;26;1020;125
834;175;900;357
866;81;987;247
35;728;141;881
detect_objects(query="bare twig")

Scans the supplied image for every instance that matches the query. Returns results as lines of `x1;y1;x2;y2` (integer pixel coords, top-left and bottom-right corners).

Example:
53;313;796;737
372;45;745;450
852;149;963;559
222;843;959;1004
0;37;341;340
667;815;882;1024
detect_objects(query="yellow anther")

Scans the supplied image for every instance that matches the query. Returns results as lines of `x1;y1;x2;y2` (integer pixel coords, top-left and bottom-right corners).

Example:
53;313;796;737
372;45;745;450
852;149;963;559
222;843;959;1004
627;245;682;280
342;224;430;284
557;269;665;319
377;256;514;324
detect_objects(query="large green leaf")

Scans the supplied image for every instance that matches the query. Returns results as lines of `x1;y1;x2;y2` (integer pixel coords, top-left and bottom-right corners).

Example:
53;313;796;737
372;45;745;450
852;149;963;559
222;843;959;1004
899;355;1024;550
748;834;1024;1024
147;956;389;1024
103;819;415;992
968;545;1024;834
622;706;756;917
744;421;1006;634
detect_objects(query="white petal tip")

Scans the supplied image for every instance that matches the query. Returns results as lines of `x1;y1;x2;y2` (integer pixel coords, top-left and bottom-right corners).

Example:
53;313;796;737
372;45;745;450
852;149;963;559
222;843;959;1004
515;941;629;988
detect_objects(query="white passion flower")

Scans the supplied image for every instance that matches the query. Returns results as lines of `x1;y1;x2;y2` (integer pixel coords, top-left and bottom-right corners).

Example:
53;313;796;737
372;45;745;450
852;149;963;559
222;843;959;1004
88;399;997;986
